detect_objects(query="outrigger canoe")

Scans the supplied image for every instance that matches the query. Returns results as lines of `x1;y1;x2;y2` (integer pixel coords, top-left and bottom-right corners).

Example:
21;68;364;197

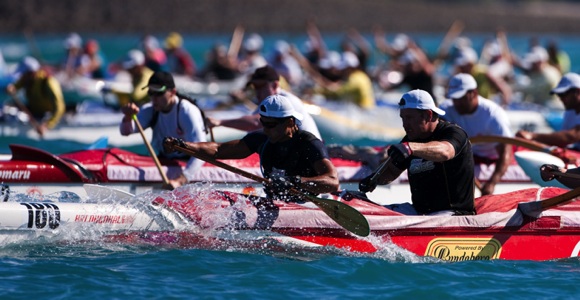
470;135;580;188
3;184;580;261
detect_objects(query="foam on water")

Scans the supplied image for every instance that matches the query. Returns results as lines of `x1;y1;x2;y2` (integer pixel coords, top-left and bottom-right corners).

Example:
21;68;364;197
0;184;431;264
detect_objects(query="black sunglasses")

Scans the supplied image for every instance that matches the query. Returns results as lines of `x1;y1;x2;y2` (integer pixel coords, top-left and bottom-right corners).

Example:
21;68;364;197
260;118;286;129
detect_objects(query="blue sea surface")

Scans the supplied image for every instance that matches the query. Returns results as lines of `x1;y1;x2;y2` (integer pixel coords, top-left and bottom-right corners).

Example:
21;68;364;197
1;184;580;299
1;242;580;299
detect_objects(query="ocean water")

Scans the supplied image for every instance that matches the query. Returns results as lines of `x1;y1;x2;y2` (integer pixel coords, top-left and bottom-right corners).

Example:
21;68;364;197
0;187;580;300
1;242;580;299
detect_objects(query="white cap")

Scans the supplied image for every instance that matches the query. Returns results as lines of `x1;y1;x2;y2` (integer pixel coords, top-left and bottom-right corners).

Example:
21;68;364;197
274;40;289;55
244;33;263;52
258;94;303;120
486;41;502;58
318;51;341;69
522;46;549;69
122;49;145;69
453;37;472;50
399;89;445;116
550;73;580;95
64;33;82;49
446;73;478;99
532;46;548;62
338;51;359;70
454;47;478;66
392;34;409;52
143;35;161;50
15;56;40;74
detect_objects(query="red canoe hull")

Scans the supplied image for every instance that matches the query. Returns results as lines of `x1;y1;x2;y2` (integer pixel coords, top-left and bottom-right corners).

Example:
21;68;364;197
104;186;580;261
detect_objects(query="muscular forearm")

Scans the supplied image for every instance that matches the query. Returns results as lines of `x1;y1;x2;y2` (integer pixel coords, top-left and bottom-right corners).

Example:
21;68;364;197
489;145;511;185
298;174;339;194
218;115;261;131
184;141;221;158
407;141;455;162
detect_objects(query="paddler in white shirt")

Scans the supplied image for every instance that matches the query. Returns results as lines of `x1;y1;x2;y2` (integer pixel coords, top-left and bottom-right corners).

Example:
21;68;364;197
120;71;207;189
439;73;513;195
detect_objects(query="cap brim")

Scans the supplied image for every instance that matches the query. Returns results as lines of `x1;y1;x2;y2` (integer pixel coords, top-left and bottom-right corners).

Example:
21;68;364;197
432;107;446;116
447;88;468;99
550;86;570;95
293;112;304;121
141;85;167;92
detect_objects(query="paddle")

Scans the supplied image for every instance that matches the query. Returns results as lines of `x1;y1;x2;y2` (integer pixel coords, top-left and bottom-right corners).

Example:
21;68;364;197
172;144;370;237
433;19;465;65
227;25;244;60
356;156;392;196
518;186;580;217
553;171;580;180
83;184;135;202
470;135;560;154
132;114;171;187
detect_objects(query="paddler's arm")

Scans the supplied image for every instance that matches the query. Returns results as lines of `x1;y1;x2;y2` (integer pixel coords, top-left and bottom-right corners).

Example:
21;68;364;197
119;102;140;135
296;158;339;195
166;139;255;160
372;140;455;186
207;114;262;132
556;167;580;189
541;164;580;189
407;140;456;162
481;143;511;195
516;126;580;148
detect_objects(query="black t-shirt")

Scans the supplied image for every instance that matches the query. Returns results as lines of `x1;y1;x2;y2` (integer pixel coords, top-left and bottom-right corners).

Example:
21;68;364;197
400;120;475;215
242;130;329;178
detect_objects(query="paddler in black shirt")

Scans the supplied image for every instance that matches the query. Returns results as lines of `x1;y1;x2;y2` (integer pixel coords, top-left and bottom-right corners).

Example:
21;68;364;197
164;94;339;201
359;89;476;216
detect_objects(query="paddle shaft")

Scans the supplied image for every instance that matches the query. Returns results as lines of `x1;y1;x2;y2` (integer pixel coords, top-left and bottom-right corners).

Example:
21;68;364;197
470;135;556;154
176;145;266;183
538;186;580;210
132;115;170;185
369;156;391;185
227;25;244;59
173;144;370;236
517;186;580;216
435;20;464;61
553;171;580;180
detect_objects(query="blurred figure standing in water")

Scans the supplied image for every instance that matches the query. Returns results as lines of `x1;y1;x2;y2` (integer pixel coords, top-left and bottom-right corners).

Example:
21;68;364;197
6;56;65;136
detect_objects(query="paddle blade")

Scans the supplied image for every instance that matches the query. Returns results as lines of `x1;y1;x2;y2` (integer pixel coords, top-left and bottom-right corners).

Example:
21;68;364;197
306;196;370;237
84;184;135;202
518;187;580;217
